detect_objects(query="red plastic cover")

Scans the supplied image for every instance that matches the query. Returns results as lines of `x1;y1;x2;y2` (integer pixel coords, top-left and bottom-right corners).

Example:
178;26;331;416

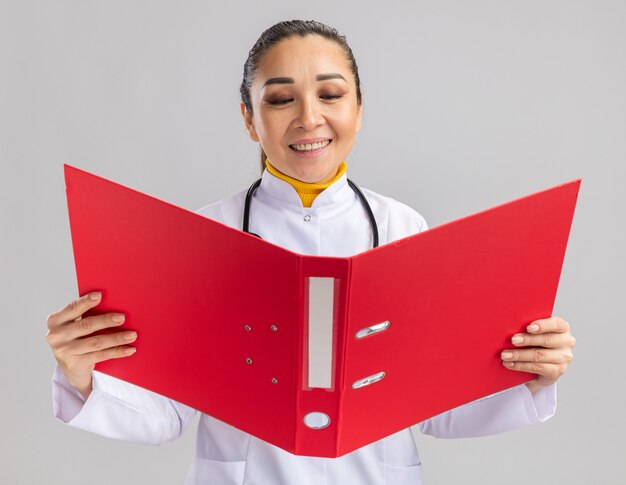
64;164;580;457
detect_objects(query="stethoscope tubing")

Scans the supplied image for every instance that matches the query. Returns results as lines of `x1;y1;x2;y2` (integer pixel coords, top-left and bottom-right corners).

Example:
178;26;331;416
242;177;379;249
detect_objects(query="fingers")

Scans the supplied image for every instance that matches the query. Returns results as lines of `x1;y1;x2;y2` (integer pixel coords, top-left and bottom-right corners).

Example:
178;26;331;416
87;345;137;365
52;330;138;377
64;330;138;356
510;331;576;349
500;348;572;365
46;311;128;351
501;347;572;376
502;315;575;387
47;292;103;330
526;316;570;335
510;316;575;349
60;313;127;342
45;293;138;394
500;360;568;385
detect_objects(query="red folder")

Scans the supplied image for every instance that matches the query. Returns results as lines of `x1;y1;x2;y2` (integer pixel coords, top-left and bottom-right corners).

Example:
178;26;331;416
64;164;580;457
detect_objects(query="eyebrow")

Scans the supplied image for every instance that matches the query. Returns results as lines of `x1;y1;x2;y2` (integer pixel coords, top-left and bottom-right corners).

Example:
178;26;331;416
262;73;347;87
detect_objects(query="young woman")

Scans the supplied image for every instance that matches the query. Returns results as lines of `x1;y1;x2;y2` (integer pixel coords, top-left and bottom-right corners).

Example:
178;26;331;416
46;20;576;485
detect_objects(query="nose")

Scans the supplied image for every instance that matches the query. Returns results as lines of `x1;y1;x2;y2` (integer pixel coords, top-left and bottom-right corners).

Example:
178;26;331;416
295;95;324;131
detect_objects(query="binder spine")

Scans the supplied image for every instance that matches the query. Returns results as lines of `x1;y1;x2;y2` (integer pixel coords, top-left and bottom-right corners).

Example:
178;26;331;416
293;256;351;457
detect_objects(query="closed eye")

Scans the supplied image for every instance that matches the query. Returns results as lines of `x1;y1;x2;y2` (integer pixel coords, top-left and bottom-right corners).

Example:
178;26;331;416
268;95;343;105
268;98;292;105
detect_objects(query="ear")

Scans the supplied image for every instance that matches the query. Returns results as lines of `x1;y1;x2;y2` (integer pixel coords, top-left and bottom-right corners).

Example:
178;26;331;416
240;102;260;142
355;100;363;134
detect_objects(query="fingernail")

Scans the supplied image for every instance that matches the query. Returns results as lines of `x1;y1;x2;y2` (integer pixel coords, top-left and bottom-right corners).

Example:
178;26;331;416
112;314;125;323
90;292;102;300
124;332;137;341
126;347;137;355
512;335;524;345
501;352;513;360
527;324;540;333
503;361;515;367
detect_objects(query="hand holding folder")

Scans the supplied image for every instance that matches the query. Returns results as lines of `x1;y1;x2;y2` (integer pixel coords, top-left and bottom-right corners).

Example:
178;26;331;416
63;164;580;457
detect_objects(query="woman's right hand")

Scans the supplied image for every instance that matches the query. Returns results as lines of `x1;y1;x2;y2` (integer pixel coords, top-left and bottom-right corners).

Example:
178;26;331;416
46;291;137;400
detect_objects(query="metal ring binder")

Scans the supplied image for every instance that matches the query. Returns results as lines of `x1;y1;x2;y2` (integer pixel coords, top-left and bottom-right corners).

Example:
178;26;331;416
352;371;386;389
355;321;391;339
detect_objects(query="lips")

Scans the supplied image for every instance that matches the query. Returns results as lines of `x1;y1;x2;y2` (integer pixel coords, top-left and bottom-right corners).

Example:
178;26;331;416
289;139;332;151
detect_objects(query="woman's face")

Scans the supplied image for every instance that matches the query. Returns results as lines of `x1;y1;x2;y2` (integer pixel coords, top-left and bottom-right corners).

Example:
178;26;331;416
241;35;363;184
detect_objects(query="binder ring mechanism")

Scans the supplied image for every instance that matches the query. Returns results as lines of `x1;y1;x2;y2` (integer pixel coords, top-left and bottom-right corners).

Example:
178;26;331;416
302;321;390;429
351;321;390;390
352;371;386;389
355;320;391;339
302;371;386;429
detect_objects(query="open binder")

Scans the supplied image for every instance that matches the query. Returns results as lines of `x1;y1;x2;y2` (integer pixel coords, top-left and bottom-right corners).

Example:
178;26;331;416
64;164;580;457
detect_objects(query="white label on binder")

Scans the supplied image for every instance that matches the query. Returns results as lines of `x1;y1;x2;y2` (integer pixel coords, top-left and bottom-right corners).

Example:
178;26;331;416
307;277;334;389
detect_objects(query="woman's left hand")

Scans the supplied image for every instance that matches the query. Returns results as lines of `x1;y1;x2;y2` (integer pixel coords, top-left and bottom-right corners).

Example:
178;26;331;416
500;316;576;394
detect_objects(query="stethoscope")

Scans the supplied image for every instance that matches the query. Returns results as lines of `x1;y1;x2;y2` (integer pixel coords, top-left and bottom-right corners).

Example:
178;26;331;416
242;177;380;248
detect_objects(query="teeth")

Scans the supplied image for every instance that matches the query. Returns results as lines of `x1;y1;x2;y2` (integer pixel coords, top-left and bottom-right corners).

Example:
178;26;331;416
290;140;331;151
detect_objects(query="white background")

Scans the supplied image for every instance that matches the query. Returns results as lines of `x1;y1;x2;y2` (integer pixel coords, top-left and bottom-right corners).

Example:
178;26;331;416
1;1;624;483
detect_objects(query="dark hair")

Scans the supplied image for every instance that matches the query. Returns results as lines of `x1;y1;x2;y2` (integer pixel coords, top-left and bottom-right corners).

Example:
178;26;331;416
240;20;362;172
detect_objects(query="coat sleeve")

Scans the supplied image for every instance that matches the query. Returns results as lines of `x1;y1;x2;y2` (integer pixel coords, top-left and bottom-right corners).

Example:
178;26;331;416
417;383;557;438
52;366;197;445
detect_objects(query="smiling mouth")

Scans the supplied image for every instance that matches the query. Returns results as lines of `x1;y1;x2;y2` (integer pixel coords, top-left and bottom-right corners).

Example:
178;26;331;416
289;139;332;152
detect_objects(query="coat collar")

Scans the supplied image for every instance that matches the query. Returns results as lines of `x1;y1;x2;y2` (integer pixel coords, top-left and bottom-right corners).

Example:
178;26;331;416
257;167;353;210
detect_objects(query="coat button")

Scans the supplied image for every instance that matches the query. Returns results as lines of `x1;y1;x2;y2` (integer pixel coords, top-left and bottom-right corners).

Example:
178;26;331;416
303;214;312;222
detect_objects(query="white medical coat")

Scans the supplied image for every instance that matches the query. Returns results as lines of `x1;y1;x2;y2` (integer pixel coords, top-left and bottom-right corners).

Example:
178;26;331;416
52;168;557;484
